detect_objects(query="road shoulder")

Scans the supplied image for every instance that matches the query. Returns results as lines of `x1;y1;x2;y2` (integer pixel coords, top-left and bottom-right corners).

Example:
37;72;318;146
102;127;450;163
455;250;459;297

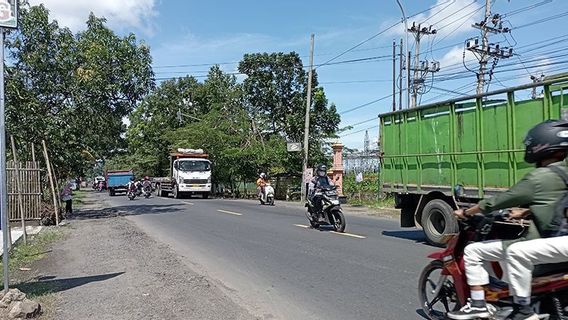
12;192;256;320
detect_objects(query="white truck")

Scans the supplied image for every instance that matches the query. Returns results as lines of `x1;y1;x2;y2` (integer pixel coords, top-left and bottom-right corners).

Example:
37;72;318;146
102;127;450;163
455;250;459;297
154;148;212;199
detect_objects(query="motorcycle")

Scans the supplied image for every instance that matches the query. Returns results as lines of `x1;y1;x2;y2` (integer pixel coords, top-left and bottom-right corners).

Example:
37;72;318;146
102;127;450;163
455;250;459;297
259;184;275;206
127;183;137;200
134;181;143;197
305;185;346;233
143;182;152;199
418;210;568;320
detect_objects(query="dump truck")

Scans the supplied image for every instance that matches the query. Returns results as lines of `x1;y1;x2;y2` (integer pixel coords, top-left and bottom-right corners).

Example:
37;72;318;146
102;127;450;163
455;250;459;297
106;170;134;196
154;148;212;199
379;75;568;246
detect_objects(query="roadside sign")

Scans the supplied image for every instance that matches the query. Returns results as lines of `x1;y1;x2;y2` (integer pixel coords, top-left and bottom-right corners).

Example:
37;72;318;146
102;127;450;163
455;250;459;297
356;172;363;183
0;0;17;29
287;142;301;152
304;168;313;183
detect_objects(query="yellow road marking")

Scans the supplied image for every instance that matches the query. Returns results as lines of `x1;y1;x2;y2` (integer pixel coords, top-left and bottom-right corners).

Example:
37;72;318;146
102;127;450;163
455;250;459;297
217;209;242;216
294;224;366;239
330;231;366;239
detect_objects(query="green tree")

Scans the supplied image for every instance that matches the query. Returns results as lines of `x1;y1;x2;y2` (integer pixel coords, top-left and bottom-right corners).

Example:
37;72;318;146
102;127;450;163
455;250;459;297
238;52;340;169
5;4;154;177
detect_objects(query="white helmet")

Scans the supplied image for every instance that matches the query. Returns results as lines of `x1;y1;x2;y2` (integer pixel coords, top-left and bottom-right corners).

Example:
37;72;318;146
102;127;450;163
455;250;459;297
260;173;266;178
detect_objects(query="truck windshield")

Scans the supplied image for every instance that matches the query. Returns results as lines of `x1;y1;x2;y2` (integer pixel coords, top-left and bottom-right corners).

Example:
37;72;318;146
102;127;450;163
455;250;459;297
178;160;210;172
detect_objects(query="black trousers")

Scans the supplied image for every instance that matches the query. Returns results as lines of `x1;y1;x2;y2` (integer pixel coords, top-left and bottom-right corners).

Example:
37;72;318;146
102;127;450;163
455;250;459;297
65;199;72;214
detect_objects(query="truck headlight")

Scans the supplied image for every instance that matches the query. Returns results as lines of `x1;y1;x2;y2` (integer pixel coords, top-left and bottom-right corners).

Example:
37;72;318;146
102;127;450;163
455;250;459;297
207;177;211;183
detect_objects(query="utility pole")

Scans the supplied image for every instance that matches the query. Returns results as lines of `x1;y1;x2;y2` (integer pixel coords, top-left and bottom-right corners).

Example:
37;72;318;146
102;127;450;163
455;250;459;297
0;29;8;294
395;0;410;109
530;74;545;99
467;0;513;94
399;38;403;111
301;34;314;203
408;23;439;108
392;40;396;112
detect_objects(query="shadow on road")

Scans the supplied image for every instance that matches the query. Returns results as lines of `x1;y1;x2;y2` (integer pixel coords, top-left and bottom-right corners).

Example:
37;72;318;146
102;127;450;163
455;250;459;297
16;272;124;296
416;308;430;319
381;230;428;244
70;203;185;220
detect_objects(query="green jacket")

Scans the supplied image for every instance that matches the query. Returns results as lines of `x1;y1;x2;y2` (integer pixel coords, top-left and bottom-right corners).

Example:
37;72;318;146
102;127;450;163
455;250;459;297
478;161;568;241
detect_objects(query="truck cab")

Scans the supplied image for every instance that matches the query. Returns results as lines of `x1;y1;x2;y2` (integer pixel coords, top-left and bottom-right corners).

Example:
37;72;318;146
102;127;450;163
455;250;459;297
155;149;212;199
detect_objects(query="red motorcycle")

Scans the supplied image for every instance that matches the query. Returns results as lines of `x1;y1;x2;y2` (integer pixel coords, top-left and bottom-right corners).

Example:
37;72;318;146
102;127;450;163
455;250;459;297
418;211;568;319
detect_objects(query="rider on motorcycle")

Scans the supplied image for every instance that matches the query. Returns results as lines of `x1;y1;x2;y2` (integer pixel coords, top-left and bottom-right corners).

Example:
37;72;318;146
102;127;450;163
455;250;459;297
308;164;334;223
257;173;268;198
448;120;568;320
127;177;136;191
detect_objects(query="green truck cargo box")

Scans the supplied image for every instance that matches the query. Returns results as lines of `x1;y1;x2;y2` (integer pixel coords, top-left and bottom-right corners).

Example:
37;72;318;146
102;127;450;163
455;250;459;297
379;76;568;246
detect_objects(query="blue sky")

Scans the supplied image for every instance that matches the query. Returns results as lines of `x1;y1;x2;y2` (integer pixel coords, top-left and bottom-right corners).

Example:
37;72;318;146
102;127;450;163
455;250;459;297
32;0;568;149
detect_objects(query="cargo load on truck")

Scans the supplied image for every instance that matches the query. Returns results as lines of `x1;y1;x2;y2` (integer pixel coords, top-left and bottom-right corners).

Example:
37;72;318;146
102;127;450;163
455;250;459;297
154;148;212;199
106;170;134;196
379;75;568;246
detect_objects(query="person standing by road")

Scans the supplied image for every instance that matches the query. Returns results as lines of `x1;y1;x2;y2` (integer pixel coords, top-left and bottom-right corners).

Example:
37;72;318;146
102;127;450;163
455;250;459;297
61;181;73;216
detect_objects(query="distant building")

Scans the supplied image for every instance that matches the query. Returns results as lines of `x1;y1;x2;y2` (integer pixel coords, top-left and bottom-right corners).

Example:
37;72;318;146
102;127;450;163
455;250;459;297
343;150;380;174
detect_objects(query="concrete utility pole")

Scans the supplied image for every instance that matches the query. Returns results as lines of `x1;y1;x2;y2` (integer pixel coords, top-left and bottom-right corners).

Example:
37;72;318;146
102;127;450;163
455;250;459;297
301;34;314;203
392;40;396;112
399;38;403;111
395;0;410;109
467;0;513;94
408;23;439;108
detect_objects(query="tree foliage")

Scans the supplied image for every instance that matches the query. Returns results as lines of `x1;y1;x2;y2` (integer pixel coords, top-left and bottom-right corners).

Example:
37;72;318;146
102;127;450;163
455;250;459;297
5;4;154;177
123;53;340;185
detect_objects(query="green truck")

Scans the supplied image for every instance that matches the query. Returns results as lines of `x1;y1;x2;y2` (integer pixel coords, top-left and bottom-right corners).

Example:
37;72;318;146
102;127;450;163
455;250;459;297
379;75;568;246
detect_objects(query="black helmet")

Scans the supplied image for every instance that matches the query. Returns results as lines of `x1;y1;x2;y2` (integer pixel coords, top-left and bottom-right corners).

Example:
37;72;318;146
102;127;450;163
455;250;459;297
130;177;135;181
524;119;568;163
316;164;327;177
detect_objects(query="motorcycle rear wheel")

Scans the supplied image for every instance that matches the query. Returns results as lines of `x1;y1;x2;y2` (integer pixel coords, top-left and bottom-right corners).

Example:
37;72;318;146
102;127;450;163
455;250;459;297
418;260;459;320
330;209;346;233
305;209;319;228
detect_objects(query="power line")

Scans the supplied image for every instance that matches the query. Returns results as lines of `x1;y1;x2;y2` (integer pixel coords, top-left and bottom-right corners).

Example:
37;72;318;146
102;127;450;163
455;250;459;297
513;10;568;30
320;79;391;85
316;0;454;69
344;117;377;128
502;0;552;17
339;94;393;115
421;0;457;24
341;125;377;138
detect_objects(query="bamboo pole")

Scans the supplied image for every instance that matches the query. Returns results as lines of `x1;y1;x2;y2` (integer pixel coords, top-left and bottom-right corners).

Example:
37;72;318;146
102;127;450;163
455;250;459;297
51;162;61;210
10;136;26;244
31;143;35;162
42;140;59;226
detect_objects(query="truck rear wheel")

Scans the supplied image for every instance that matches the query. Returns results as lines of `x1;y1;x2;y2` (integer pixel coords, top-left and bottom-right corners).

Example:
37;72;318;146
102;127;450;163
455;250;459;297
421;199;458;247
173;186;180;199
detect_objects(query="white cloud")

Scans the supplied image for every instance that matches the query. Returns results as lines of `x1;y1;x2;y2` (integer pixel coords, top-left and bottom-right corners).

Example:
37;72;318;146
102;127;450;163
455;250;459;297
438;45;476;70
385;0;483;40
28;0;157;33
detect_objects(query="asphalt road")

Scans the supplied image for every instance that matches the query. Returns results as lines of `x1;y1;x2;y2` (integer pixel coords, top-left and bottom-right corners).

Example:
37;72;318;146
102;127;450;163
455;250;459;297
104;192;438;320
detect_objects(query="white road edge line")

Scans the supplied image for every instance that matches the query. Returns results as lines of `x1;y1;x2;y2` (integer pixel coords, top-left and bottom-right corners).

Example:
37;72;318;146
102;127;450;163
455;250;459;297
330;231;366;239
293;224;366;239
217;209;242;216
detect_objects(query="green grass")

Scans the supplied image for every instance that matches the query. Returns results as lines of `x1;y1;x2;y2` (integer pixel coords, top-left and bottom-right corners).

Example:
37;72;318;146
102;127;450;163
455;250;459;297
73;190;86;205
0;228;66;319
347;195;396;209
2;228;64;272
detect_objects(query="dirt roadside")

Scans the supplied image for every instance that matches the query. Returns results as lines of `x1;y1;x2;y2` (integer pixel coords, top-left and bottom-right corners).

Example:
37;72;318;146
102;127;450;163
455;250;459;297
12;192;256;320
